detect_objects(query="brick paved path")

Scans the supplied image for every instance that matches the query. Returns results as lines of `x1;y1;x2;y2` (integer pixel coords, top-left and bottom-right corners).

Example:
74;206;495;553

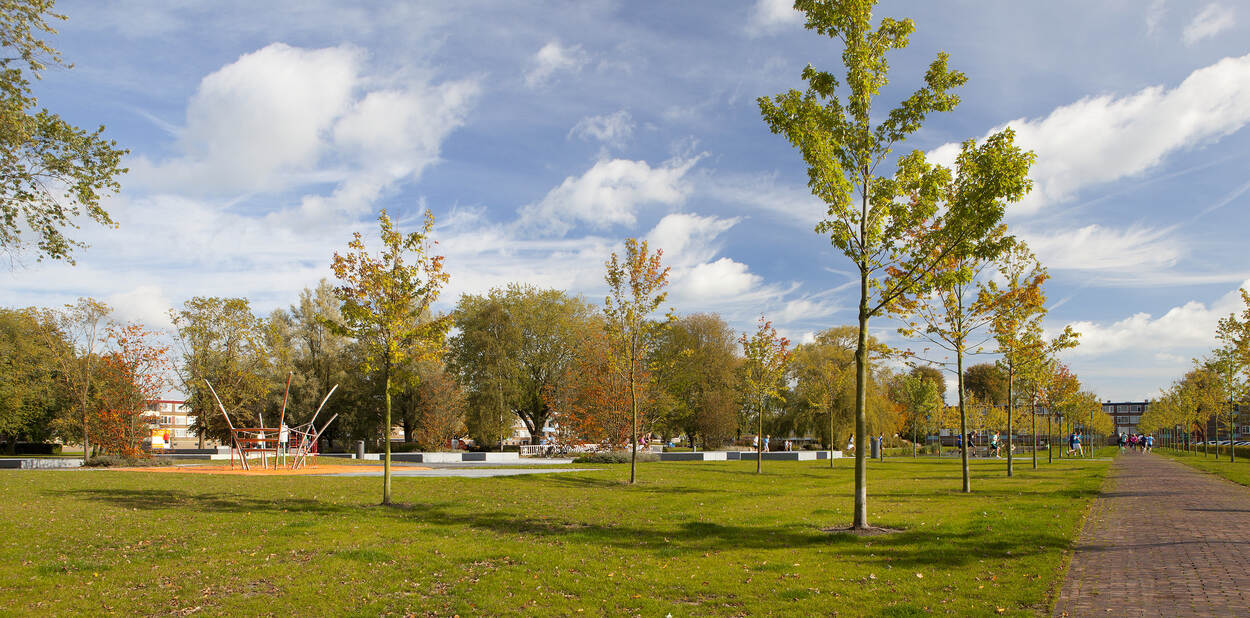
1054;453;1250;616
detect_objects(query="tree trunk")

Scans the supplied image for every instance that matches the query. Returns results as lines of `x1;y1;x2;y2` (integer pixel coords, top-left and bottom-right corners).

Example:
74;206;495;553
1006;363;1014;476
829;405;836;469
383;371;392;505
1047;412;1052;463
1031;400;1037;469
957;346;969;493
852;268;870;529
629;333;638;485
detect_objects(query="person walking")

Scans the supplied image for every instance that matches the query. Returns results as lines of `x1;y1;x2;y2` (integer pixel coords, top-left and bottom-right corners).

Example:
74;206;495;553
764;435;771;452
990;432;1001;458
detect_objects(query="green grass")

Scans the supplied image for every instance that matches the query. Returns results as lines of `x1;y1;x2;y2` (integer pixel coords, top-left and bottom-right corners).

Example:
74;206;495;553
1158;447;1250;487
0;456;1109;616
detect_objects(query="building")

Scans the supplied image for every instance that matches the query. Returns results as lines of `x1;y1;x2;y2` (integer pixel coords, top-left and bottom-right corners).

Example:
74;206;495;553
1101;401;1147;436
143;400;210;449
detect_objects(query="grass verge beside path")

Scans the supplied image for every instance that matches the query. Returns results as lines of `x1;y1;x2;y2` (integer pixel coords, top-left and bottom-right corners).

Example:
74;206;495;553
1157;448;1250;487
0;457;1109;616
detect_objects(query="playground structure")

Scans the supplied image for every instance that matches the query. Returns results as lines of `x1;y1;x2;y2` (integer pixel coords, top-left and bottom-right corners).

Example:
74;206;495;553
205;373;339;471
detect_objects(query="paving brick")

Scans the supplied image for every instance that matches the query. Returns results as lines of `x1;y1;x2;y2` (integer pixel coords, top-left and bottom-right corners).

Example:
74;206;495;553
1053;453;1250;616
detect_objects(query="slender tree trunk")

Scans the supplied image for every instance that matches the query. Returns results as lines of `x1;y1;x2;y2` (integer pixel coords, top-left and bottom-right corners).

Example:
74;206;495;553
852;267;870;528
1047;412;1052;463
383;371;392;505
1232;401;1236;463
957;345;969;493
1006;363;1014;476
1031;400;1037;469
829;405;836;469
756;399;763;474
629;334;638;484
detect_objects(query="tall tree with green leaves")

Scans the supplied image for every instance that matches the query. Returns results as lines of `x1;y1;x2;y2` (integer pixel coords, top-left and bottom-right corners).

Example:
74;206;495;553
171;296;271;448
603;238;669;484
449;285;595;449
0;307;66;451
1;0;128;264
650;313;741;451
759;0;1031;528
739;317;791;474
983;242;1077;474
1214;288;1250;461
38;297;109;461
330;209;450;505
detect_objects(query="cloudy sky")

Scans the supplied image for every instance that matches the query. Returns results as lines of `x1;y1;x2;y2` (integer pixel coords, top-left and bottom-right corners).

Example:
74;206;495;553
5;0;1250;402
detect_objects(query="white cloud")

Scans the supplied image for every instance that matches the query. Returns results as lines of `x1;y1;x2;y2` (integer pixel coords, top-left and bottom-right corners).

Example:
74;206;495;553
745;0;803;36
645;212;736;265
1062;280;1250;358
569;110;634;147
1147;0;1167;35
1020;224;1182;273
131;43;362;195
107;285;175;331
930;53;1250;214
684;258;762;299
524;40;588;88
519;156;700;236
1183;4;1235;45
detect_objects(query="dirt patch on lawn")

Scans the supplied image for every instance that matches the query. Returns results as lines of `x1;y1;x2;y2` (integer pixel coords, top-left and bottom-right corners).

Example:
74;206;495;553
122;464;429;476
821;525;906;536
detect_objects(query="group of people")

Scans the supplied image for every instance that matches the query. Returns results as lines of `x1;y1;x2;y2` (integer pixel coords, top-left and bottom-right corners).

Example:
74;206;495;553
1117;432;1154;453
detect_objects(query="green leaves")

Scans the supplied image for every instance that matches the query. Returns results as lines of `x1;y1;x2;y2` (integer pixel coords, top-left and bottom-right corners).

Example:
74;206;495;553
1;1;128;263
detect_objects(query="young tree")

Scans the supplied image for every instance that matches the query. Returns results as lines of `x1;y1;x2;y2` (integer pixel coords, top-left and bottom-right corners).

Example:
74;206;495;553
91;323;170;458
759;0;1032;527
739;317;791;473
1;1;128;264
603;238;670;484
1214;289;1250;461
894;370;942;457
330;209;450;505
545;327;637;449
1036;361;1079;463
984;242;1077;474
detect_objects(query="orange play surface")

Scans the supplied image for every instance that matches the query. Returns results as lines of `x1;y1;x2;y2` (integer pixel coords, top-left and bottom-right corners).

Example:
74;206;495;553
127;464;429;476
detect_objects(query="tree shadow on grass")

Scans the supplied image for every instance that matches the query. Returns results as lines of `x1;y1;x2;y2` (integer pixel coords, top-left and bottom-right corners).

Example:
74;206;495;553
47;488;355;515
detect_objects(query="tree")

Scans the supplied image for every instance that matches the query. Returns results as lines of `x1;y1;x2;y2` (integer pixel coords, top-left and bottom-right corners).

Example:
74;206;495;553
285;281;354;448
37;297;109;461
91;323;169;458
449;285;596;449
894;369;942;457
171;297;271;448
603;238;670;484
545;326;637;449
963;363;1007;405
983;242;1077;474
739;317;791;473
330;209;450;505
0;307;66;451
760;0;1031;527
650;313;741;450
1036;361;1079;463
1;0;128;264
1214;289;1250;461
395;361;466;451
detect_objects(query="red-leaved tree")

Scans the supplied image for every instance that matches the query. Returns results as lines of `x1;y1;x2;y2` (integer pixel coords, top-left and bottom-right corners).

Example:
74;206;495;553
92;324;171;458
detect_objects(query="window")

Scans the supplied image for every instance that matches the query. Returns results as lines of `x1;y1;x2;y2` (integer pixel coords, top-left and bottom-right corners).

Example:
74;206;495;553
159;415;175;426
174;428;189;438
185;416;197;427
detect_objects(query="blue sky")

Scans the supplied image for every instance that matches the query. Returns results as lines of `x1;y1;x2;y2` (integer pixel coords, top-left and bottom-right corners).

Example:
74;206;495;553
5;0;1250;402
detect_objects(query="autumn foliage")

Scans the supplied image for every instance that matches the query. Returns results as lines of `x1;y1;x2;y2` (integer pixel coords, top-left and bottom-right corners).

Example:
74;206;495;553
92;324;171;458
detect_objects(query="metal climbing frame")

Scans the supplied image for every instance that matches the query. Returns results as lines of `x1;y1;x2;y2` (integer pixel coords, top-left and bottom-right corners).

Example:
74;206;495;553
205;375;339;471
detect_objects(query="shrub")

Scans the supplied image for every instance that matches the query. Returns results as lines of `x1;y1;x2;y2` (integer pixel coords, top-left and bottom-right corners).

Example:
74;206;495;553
84;455;170;467
572;451;659;464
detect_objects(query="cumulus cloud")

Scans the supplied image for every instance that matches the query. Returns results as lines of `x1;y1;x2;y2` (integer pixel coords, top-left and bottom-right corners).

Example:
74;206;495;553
131;43;362;195
745;0;803;36
1062;280;1250;358
524;40;588;87
569;110;634;147
518;156;700;236
107;285;176;330
929;53;1250;214
1019;224;1182;274
1183;4;1235;45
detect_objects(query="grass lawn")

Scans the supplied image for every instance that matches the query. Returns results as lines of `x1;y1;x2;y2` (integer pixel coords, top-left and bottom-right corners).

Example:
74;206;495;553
1157;448;1250;487
0;456;1109;616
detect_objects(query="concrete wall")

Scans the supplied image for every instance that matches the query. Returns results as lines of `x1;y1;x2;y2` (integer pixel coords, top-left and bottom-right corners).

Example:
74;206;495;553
0;458;84;469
